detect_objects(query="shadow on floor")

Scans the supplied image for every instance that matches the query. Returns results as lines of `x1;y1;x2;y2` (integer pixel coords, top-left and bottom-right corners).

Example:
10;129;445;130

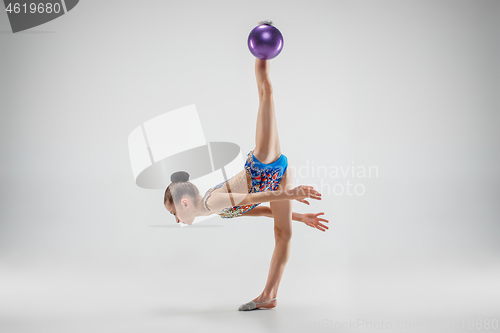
0;31;57;34
149;225;225;228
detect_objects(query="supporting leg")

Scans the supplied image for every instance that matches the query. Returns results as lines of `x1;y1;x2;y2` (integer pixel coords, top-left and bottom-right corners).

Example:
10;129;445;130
252;168;293;308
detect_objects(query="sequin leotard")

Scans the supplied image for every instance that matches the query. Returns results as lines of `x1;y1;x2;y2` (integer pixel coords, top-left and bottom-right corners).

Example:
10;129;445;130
203;150;288;219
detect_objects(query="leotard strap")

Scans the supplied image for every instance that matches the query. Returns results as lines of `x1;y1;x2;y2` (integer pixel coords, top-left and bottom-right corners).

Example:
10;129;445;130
203;181;227;214
203;179;236;213
203;188;215;212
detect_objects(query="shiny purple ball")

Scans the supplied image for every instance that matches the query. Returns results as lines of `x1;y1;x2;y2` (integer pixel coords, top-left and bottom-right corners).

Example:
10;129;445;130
247;24;284;60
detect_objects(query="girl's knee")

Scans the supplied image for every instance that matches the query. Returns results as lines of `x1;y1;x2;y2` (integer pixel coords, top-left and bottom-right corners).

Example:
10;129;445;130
274;227;292;242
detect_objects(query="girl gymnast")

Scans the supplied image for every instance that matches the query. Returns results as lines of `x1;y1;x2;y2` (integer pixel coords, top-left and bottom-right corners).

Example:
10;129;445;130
164;57;329;311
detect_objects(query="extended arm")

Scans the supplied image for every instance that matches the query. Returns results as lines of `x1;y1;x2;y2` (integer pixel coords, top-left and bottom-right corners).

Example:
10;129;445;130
242;205;330;232
243;205;303;222
207;185;321;213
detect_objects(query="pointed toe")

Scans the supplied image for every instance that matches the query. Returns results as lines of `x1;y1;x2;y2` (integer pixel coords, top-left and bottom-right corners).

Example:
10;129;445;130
238;301;256;311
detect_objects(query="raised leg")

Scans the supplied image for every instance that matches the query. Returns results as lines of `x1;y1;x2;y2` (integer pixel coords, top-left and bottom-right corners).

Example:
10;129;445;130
253;58;281;164
252;168;293;308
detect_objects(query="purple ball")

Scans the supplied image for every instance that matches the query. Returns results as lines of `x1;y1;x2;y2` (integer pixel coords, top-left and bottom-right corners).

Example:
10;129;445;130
247;24;284;60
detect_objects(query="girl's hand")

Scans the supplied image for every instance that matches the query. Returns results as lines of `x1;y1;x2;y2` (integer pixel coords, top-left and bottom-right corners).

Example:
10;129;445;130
292;185;322;205
302;212;330;232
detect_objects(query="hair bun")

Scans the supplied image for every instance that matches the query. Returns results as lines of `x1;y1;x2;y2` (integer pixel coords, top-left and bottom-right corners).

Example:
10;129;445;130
171;171;190;183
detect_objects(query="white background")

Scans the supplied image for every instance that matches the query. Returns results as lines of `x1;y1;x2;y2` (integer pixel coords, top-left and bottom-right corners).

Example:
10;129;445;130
1;1;499;332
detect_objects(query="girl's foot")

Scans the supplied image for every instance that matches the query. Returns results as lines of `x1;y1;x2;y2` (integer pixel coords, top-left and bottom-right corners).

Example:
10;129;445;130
258;20;273;26
238;296;277;311
253;295;277;309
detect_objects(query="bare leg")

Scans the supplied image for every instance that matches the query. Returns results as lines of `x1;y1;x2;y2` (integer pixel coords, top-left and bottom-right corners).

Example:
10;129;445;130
251;168;293;309
242;58;291;310
253;58;281;164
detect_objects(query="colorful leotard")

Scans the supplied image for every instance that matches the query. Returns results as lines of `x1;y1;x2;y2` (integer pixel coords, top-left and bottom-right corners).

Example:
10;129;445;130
203;150;288;219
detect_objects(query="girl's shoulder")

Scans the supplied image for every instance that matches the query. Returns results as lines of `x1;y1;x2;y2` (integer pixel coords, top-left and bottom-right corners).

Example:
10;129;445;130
203;168;252;214
203;184;225;213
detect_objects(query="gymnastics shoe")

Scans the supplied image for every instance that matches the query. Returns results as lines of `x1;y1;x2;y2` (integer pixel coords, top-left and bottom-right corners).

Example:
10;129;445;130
238;297;277;311
258;20;274;26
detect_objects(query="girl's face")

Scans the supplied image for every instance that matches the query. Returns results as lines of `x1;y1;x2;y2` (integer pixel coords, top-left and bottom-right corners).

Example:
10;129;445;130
165;198;195;225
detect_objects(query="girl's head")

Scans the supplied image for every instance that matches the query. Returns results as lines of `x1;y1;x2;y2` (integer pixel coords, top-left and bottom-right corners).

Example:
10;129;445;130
164;171;200;225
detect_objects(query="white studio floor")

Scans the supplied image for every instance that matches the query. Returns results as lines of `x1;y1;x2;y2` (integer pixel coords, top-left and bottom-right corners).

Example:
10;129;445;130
1;255;499;333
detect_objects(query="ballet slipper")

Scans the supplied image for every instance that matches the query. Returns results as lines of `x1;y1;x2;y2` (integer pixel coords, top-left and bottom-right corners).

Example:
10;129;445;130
238;297;277;311
258;20;273;26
